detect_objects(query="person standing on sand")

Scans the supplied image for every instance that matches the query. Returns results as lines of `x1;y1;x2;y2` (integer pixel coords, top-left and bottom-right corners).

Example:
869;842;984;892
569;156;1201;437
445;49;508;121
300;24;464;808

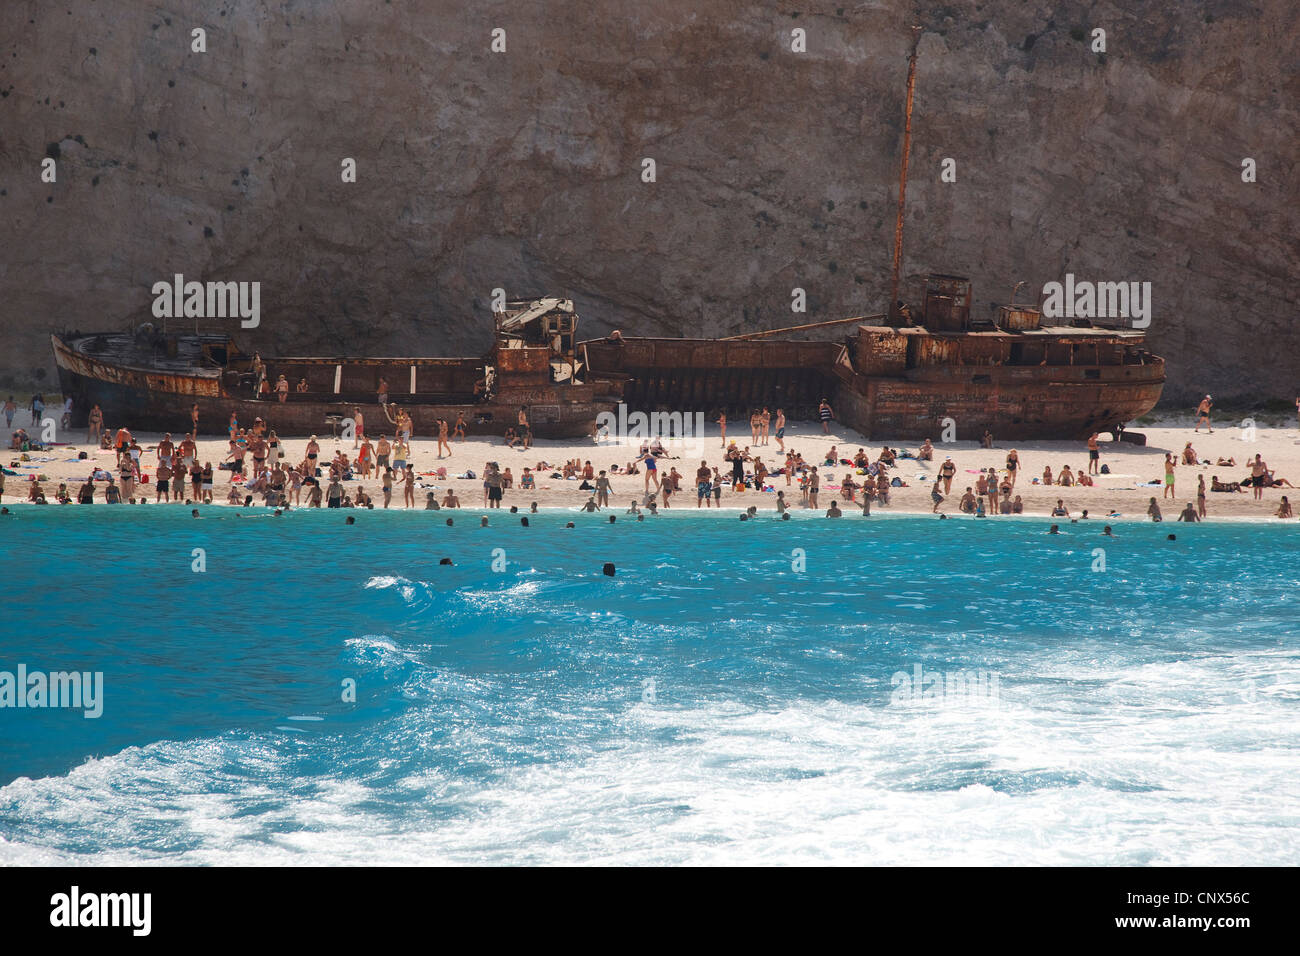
596;470;611;508
1197;475;1207;518
696;460;712;508
1087;433;1101;474
774;409;786;453
1005;449;1020;488
717;411;727;448
403;465;416;508
3;395;16;430
1250;454;1269;501
640;449;660;494
518;408;532;450
453;412;466;441
1163;453;1176;499
819;398;834;434
1147;497;1163;522
352;407;365;449
808;466;820;509
381;467;394;508
85;403;104;445
761;408;771;445
1195;395;1213;432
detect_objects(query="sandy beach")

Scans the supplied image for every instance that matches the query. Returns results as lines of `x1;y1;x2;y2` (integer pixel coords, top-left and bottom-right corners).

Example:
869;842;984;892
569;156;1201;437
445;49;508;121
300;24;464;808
6;411;1300;522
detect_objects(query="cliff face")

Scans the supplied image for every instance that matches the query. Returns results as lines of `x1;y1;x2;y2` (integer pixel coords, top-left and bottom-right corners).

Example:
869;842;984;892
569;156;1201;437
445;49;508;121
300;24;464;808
2;0;1296;405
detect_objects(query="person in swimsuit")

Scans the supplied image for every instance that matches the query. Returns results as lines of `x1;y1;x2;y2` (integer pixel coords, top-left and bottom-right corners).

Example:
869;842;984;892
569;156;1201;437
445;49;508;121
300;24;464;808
818;398;834;434
717;412;727;448
1164;453;1176;499
375;435;390;472
353;407;365;449
696;460;712;508
1195;394;1213;432
381;468;394;508
939;457;956;494
86;404;103;444
402;465;416;508
453;413;467;440
760;408;771;446
437;419;451;458
1147;497;1163;522
1250;454;1269;500
1276;496;1293;519
1197;475;1207;518
640;450;660;492
518;408;531;450
1087;433;1100;474
201;462;214;503
774;409;786;452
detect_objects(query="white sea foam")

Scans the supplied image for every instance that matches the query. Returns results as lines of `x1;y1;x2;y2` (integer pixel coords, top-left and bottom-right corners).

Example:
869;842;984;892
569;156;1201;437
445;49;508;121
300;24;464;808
1;645;1296;865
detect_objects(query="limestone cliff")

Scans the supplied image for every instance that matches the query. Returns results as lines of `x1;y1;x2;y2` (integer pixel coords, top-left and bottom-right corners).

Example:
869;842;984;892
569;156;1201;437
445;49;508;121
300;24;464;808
2;0;1296;405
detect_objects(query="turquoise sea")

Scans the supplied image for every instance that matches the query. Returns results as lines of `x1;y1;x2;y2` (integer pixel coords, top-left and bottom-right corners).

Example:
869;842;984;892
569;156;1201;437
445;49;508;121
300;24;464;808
1;506;1297;864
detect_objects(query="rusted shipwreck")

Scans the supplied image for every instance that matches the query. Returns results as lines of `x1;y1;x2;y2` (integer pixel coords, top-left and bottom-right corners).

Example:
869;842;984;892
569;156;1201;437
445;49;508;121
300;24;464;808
52;297;612;438
579;273;1164;441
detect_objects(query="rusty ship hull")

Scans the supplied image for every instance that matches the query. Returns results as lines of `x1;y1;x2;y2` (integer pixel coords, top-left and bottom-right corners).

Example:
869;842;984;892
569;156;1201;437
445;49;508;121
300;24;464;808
579;279;1165;442
51;298;618;439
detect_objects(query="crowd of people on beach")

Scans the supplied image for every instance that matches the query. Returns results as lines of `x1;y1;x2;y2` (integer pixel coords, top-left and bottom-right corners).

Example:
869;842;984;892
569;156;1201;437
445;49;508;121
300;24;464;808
5;393;1300;522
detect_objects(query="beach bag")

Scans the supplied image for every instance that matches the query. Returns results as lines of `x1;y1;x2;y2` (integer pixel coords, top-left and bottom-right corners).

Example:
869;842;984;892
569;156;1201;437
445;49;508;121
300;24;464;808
1100;464;1110;474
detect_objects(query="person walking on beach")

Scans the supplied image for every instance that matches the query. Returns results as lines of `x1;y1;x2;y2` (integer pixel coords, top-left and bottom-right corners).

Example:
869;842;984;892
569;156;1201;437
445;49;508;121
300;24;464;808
818;398;834;434
3;395;16;430
1005;449;1020;488
1194;394;1213;432
1087;433;1101;475
30;394;44;427
1163;453;1176;499
436;418;451;458
939;456;956;495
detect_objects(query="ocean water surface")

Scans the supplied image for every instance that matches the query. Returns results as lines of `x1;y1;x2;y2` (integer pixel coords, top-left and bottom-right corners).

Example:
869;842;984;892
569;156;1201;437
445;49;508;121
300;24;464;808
1;506;1297;864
